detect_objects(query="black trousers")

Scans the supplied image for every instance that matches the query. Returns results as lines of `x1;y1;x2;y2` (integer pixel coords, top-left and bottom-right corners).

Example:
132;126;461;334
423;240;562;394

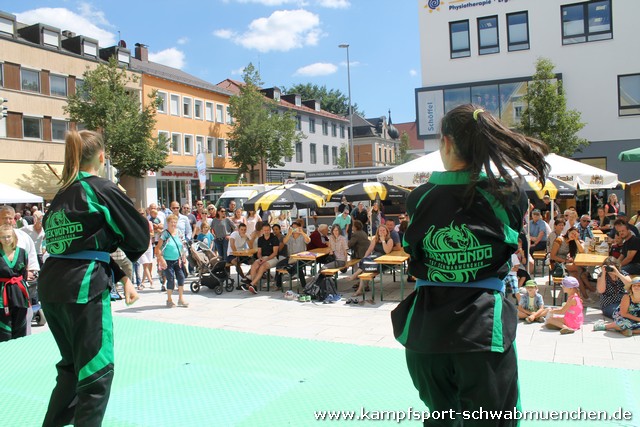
405;345;520;427
41;290;114;427
0;306;28;341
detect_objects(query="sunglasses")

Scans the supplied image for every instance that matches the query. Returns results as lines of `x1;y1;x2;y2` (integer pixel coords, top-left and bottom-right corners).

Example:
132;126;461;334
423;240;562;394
171;207;180;210
208;207;215;210
197;203;203;206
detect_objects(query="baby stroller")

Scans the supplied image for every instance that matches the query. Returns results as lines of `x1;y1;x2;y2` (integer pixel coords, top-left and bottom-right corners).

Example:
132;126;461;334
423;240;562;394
27;278;46;327
189;241;234;295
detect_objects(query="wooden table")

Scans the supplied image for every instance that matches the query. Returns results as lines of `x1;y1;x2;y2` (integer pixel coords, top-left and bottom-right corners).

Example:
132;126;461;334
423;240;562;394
230;248;258;258
373;250;410;301
289;247;332;283
574;253;607;267
592;229;604;235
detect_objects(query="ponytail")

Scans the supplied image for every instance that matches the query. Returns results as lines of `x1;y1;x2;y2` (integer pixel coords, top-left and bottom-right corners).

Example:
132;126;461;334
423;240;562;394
59;130;105;190
441;104;549;202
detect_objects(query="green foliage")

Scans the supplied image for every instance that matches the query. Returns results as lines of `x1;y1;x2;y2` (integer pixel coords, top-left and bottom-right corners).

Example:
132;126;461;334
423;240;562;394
395;131;411;165
282;83;363;116
228;63;300;183
337;144;349;169
64;58;168;177
519;57;588;156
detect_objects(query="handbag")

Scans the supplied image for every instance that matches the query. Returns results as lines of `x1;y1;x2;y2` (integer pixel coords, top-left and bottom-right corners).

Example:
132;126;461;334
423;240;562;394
551;262;566;278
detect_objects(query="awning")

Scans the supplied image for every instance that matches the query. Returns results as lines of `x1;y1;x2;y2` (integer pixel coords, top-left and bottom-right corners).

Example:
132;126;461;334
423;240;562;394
0;163;62;201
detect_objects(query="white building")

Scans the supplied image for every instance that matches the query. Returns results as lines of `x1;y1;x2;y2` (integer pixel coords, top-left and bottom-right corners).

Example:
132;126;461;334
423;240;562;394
415;0;640;182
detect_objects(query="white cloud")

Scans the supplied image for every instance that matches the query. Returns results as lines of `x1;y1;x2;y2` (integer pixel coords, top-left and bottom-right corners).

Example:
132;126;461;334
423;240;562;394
340;60;361;68
222;0;303;5
177;36;189;45
317;0;350;8
213;29;235;39
149;48;186;69
295;62;338;76
231;67;246;75
215;9;322;53
15;7;117;46
77;2;112;27
409;69;418;77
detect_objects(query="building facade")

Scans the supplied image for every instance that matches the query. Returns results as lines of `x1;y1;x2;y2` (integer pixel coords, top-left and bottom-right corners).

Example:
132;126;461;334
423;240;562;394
0;10;138;201
415;0;640;182
351;114;400;167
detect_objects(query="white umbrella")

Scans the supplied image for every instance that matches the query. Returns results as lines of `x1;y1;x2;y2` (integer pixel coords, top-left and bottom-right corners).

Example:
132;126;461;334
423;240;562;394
545;153;620;190
0;183;43;203
376;151;444;186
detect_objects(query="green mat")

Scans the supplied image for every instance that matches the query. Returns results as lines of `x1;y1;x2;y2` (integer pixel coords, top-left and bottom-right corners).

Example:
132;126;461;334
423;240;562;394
1;318;638;426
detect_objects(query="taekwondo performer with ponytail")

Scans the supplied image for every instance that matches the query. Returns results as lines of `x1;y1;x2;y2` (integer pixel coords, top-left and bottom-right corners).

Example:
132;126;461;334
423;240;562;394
392;105;549;425
39;130;149;427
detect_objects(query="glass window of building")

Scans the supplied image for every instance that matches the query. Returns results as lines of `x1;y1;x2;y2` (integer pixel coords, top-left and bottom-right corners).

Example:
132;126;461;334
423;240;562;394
332;123;337;137
51;120;68;141
207;137;215;153
194;100;203;120
340;125;345;138
295;115;301;131
216;104;224;122
322;121;329;135
449;20;470;58
309;118;316;133
507;11;529;51
170;94;180;116
499;81;528;128
21;69;40;92
310;143;317;164
444;87;470;113
205;102;213;121
184;134;193;155
618;74;640;116
332;146;338;165
50;75;67;97
226;106;233;124
478;16;499;55
157;92;168;114
217;139;226;157
471;84;499;115
323;145;329;164
23;117;42;139
196;136;205;154
295;142;303;162
183;97;192;118
171;133;181;154
562;0;612;45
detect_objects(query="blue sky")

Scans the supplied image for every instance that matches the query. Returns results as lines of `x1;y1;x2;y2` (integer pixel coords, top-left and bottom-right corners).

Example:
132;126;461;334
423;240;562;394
11;0;422;123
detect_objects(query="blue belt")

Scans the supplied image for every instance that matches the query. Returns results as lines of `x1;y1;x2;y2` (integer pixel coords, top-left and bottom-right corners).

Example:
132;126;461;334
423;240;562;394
48;250;111;264
416;277;505;293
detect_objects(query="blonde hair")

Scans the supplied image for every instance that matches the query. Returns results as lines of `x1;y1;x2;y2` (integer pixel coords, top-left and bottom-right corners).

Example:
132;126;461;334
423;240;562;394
0;224;17;250
166;214;179;223
60;130;105;190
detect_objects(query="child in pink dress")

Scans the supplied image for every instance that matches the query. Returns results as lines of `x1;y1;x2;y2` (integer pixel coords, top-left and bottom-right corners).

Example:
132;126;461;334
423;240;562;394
545;276;584;334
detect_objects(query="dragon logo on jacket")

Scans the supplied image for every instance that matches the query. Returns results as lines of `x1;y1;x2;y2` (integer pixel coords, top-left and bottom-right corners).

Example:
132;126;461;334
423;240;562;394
44;210;84;255
423;222;492;282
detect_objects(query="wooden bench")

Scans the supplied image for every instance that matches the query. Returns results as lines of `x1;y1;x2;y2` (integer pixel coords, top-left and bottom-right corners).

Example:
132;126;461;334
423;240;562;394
532;251;547;278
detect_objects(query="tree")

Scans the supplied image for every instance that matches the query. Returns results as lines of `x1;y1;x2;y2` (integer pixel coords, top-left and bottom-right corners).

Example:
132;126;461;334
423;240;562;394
337;144;349;169
228;63;300;183
282;83;364;116
65;57;168;177
519;57;588;156
395;131;410;165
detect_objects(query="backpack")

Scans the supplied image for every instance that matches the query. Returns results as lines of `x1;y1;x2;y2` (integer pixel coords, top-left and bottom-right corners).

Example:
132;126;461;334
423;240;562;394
304;274;338;301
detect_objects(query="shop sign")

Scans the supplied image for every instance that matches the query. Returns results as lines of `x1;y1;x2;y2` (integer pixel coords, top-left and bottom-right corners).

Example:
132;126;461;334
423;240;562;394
424;0;509;14
160;170;198;179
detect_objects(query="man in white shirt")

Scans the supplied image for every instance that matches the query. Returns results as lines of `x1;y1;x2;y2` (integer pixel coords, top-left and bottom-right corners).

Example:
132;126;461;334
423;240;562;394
228;223;252;285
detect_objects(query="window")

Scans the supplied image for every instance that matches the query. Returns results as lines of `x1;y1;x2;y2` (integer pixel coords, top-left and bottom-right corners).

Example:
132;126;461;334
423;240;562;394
471;84;499;115
226;106;232;124
43;29;58;47
83;40;97;57
207;137;215;153
195;136;205;154
21;69;40;92
322;121;328;135
618;74;640;116
157;131;170;149
378;147;382;164
332;123;337;137
478;16;499;55
310;143;317;164
507;11;529;51
194;100;203;120
50;75;67;97
449;20;470;58
156;92;167;114
562;0;612;45
183;97;192;118
216;104;224;122
217;139;226;157
170;94;180;116
171;133;181;154
295;115;301;131
285;152;292;162
384;148;388;164
444;87;471;113
332;146;338;165
340;125;345;138
323;145;329;165
23;116;42;139
51;120;68;141
295;142;303;162
184;134;193;155
309;118;316;133
205;102;213;121
0;64;3;87
0;17;14;35
75;79;88;100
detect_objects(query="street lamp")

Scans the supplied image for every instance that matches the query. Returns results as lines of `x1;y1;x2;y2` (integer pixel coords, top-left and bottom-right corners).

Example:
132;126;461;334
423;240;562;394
338;44;355;169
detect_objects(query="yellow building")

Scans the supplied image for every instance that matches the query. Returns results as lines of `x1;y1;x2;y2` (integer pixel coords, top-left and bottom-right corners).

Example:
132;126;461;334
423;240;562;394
130;44;236;208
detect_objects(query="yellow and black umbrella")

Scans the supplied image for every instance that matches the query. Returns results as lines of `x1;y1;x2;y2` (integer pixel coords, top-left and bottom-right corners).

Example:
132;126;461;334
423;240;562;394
522;176;576;200
243;184;328;211
328;182;409;202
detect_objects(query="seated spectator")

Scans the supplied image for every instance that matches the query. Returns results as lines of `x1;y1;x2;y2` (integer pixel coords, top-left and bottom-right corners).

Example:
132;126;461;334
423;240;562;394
228;223;253;283
385;218;403;251
609;216;640;239
629;210;640;226
529;209;548;252
562;209;578;234
576;214;594;241
594;277;640;337
545;276;584;334
504;251;520;300
547;219;565;253
242;223;279;294
349;226;395;296
596;256;631;319
610;233;623;259
271;224;287;259
348;220;370;260
323;224;348;269
307;224;329;250
550;227;593;299
196;222;214;250
615;221;640;275
517;280;548;323
275;220;311;289
593;207;612;234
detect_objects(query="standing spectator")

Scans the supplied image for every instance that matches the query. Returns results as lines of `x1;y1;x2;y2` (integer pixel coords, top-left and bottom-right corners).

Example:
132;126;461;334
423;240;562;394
169;201;192;243
369;202;381;235
136;208;154;289
194;200;206;222
332;209;352;236
335;195;353;215
211;208;235;261
246;210;259;236
22;210;45;266
182;203;196;235
276;211;290;234
232;208;247;230
227;200;237;217
156;215;188;308
352;202;368;230
540;194;559;222
604;193;619;221
196;222;214;250
149;202;166;228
